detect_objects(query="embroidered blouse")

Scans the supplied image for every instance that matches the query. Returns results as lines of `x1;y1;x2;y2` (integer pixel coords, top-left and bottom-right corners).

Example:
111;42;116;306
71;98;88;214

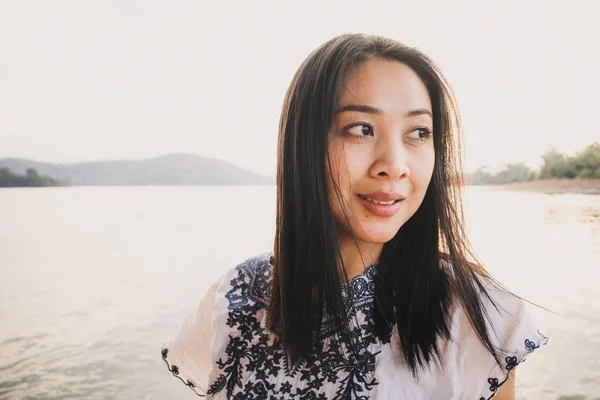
161;253;548;399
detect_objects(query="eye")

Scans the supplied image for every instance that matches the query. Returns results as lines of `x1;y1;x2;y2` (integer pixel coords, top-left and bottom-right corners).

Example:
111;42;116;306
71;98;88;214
346;123;374;137
407;127;432;141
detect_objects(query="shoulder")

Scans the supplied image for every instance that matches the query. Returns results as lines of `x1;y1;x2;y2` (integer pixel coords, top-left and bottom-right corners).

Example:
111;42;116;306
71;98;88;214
447;266;549;357
160;252;274;395
447;269;549;398
218;251;274;310
473;273;546;348
440;257;543;342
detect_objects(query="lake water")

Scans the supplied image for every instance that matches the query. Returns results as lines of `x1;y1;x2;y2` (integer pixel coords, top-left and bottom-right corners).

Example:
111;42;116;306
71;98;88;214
0;186;598;399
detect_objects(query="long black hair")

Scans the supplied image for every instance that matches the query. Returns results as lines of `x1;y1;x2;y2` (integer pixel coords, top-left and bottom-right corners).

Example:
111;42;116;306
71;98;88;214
268;33;505;375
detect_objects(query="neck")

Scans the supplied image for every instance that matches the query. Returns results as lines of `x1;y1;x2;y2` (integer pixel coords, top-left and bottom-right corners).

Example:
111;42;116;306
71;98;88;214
338;236;383;281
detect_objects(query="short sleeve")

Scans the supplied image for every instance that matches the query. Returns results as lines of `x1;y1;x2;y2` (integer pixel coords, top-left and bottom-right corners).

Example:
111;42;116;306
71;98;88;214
160;278;221;396
459;278;549;399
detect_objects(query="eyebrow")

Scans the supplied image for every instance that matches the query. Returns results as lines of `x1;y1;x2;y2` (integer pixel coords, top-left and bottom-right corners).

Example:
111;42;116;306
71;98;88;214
337;104;432;118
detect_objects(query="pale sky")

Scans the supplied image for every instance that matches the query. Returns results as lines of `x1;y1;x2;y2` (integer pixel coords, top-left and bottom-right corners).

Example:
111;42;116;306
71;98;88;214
0;0;598;175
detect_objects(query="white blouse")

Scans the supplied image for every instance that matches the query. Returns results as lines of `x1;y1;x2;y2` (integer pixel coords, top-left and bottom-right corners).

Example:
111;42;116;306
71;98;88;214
161;253;548;399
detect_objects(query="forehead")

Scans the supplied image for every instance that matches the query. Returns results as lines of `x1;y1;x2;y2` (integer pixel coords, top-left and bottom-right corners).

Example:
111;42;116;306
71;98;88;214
340;59;432;113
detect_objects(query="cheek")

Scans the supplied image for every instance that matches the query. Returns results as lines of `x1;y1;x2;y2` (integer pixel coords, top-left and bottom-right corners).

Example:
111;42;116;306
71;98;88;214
339;147;370;186
411;148;435;189
328;143;361;191
326;141;352;208
327;143;345;187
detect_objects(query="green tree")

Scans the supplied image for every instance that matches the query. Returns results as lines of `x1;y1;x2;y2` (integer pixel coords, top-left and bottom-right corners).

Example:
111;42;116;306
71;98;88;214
470;165;494;185
571;142;600;178
469;163;535;185
0;167;67;187
495;163;534;184
0;167;17;187
540;148;577;179
26;168;42;186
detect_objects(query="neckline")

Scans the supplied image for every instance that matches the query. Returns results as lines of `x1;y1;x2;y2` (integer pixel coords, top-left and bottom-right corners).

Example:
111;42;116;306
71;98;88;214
340;262;379;289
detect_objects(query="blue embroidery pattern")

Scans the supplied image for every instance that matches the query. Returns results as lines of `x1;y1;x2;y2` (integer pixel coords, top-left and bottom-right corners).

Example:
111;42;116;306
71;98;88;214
204;255;386;399
479;331;548;400
161;347;202;395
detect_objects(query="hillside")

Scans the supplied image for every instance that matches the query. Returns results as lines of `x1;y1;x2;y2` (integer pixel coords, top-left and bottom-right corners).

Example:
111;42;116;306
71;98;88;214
0;154;274;186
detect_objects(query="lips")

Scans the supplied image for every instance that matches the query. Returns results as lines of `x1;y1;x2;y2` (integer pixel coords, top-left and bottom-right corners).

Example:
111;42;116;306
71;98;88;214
358;195;398;205
357;191;406;217
359;191;406;202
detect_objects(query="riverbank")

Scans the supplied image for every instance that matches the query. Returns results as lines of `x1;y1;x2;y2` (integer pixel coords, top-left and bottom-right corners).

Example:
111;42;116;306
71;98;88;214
493;179;600;194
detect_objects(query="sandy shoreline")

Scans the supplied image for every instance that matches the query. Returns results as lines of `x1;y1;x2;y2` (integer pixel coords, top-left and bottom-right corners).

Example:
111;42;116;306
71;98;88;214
488;179;600;194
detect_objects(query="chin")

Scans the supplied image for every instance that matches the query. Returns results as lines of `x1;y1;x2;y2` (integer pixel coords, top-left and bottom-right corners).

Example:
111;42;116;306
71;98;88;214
355;226;401;245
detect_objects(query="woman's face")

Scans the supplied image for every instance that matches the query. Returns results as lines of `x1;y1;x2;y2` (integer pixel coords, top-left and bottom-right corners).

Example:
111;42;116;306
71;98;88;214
328;58;435;249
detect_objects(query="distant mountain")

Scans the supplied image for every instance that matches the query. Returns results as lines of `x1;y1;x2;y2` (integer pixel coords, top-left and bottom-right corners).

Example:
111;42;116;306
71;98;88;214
0;153;274;186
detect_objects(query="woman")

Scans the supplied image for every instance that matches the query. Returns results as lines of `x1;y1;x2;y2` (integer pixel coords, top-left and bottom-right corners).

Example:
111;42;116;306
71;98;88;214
161;34;548;399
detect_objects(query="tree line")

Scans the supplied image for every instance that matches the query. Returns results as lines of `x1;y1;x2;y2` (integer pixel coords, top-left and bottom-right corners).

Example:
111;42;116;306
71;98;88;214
469;142;600;185
0;168;69;187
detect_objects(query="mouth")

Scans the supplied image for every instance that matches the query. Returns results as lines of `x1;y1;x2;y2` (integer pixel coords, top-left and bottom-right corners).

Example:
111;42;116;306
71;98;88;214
357;194;404;217
357;195;402;205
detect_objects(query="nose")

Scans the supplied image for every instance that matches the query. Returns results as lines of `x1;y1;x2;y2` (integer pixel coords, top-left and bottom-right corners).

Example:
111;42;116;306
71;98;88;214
369;136;410;180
